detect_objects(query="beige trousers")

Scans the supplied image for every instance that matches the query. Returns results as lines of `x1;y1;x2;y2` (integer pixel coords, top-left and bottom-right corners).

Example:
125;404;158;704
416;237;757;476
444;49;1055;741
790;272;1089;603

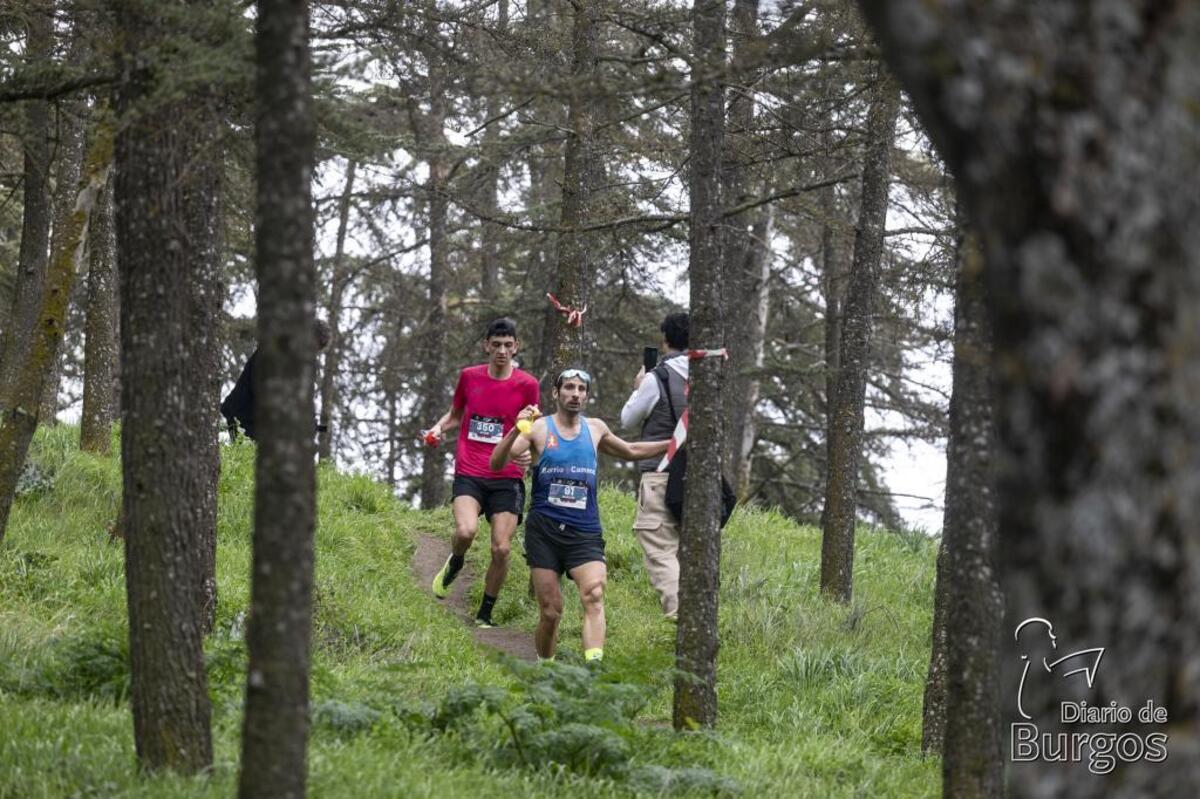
633;471;680;618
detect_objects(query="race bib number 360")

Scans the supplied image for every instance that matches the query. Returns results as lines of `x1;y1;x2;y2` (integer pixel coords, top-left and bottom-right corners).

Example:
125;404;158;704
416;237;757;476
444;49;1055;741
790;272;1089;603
468;415;504;444
549;480;588;510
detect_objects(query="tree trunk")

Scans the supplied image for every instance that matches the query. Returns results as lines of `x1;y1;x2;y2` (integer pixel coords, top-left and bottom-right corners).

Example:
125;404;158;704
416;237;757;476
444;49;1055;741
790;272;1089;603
116;0;225;773
721;0;763;485
859;1;1200;794
922;535;950;755
921;219;1002;784
318;159;355;464
386;386;398;489
940;225;1003;796
732;208;772;498
0;125;111;543
1;2;53;411
185;93;225;637
819;168;845;461
418;22;449;510
477;0;508;310
238;1;317;796
673;0;725;731
80;177;118;454
39;40;88;424
541;0;598;393
818;70;899;602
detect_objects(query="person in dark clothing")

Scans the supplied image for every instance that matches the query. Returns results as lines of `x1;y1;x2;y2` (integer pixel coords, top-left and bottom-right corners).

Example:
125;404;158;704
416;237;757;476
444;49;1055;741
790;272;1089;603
222;318;331;440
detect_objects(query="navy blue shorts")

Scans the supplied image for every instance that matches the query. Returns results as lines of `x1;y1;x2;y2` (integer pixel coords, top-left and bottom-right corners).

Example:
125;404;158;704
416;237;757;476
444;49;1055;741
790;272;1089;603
452;474;525;524
523;510;605;575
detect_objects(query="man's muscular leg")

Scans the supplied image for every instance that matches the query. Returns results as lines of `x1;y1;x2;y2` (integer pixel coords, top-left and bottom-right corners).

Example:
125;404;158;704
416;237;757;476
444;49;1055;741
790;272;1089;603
570;560;607;661
433;495;482;598
531;567;563;659
484;511;517;597
450;495;482;556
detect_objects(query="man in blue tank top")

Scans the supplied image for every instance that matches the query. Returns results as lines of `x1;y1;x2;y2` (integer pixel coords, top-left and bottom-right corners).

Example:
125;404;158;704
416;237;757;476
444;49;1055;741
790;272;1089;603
490;368;669;663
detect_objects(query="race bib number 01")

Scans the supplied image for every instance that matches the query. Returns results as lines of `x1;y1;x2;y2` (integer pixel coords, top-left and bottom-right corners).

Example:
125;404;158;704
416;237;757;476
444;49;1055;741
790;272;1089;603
468;415;504;444
549;480;588;510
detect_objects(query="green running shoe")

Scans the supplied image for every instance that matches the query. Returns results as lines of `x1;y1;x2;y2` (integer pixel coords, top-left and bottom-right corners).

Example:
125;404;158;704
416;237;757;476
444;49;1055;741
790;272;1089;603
432;556;455;599
474;615;496;629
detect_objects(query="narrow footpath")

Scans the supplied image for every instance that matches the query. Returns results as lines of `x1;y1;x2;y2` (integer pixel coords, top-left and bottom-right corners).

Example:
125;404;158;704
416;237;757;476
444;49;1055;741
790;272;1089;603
411;534;536;661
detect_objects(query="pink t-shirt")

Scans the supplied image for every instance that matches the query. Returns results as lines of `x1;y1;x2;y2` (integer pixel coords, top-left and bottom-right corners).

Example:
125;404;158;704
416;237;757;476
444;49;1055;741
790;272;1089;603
452;364;540;479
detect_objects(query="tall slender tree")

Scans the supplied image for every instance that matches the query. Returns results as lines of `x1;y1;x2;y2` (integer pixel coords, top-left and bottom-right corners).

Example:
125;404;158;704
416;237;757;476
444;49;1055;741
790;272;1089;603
818;69;899;602
80;178;118;453
722;0;767;489
238;0;318;795
0;122;111;542
939;223;1002;795
416;13;450;508
1;1;53;411
116;0;226;772
318;159;356;464
39;26;89;423
920;215;1003;793
476;0;508;310
540;0;598;392
673;0;726;731
860;0;1200;793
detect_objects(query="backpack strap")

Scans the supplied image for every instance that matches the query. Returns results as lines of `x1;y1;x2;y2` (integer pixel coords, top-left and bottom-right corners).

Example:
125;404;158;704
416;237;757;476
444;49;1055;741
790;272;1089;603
653;365;677;425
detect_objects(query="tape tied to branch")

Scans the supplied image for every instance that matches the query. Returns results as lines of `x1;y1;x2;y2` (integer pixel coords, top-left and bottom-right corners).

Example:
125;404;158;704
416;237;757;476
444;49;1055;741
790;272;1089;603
546;292;587;327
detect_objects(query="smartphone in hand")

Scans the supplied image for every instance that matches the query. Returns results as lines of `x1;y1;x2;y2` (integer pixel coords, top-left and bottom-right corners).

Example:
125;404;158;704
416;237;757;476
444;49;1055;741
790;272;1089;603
643;346;658;372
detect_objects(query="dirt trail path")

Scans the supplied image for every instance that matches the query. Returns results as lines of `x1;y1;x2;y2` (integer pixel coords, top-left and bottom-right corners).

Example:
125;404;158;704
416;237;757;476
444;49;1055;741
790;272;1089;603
411;534;536;661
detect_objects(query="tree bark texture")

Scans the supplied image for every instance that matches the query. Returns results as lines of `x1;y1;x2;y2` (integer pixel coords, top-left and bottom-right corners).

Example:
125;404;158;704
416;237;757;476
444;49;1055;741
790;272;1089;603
80;177;118;454
0;124;111;544
858;1;1200;795
417;20;449;510
477;0;507;309
818;70;899;602
922;535;950;755
39;79;86;422
187;96;225;636
721;0;766;488
238;1;317;796
116;0;226;773
820;170;846;460
541;0;598;395
673;0;725;732
1;2;53;411
940;226;1003;797
318;159;355;464
732;209;772;498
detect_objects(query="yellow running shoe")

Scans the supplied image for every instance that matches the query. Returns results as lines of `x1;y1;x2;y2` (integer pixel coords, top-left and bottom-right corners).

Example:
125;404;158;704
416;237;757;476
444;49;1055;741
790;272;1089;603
432;556;454;599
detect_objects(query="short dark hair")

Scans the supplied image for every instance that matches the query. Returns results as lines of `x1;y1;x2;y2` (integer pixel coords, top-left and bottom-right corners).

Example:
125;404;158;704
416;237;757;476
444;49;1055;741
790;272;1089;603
314;318;332;351
660;312;689;350
485;317;518;340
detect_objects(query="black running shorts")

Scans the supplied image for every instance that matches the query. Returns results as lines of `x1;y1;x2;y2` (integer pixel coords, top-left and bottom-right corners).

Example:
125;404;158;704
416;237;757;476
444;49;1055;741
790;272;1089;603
523;510;605;575
452;474;525;523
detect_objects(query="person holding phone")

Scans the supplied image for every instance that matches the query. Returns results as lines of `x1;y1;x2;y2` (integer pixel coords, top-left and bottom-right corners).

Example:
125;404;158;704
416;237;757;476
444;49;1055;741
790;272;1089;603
424;318;540;628
619;312;689;619
491;368;669;662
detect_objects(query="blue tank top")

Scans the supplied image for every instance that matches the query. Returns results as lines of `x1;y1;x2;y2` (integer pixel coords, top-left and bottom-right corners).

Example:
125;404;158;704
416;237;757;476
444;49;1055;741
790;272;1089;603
530;415;602;533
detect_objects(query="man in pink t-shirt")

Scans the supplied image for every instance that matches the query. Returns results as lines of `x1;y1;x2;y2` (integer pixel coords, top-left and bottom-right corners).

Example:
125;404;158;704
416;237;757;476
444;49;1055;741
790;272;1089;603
424;318;540;627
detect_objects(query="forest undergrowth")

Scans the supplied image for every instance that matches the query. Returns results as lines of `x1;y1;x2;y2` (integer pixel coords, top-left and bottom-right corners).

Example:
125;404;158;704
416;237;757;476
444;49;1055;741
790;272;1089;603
0;426;939;797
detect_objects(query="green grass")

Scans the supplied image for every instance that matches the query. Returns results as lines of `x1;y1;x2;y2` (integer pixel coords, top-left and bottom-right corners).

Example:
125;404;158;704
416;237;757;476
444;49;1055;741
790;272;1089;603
0;425;940;797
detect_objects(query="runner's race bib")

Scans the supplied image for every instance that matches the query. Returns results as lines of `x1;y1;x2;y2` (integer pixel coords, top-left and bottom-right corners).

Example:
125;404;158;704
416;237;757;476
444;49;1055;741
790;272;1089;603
548;479;588;510
467;415;504;444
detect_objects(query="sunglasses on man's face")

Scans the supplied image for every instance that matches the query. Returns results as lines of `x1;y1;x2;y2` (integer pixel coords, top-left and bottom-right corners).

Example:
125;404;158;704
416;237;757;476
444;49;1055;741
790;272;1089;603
557;368;591;386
